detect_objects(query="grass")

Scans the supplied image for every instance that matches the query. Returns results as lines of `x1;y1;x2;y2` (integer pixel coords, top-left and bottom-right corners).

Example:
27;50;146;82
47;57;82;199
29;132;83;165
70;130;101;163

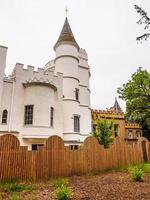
52;178;73;200
0;182;33;192
9;193;20;200
113;163;150;174
52;178;69;188
127;163;150;173
55;185;73;200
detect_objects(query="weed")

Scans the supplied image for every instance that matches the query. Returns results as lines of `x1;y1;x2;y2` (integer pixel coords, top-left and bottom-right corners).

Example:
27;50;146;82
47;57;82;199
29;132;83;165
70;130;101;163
9;193;20;200
0;182;33;192
113;166;128;173
53;178;69;188
55;185;73;200
131;167;144;182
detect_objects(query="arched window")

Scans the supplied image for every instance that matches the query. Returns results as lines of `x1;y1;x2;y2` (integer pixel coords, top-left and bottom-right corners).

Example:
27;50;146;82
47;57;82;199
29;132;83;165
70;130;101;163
2;110;8;124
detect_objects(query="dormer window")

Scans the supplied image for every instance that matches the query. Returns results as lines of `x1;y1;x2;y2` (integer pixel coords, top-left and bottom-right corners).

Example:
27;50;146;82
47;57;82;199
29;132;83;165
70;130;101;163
75;88;79;101
2;110;8;124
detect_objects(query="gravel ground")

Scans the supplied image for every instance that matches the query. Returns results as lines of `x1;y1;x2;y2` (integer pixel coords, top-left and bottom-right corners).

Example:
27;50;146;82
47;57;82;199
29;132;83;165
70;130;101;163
1;172;150;200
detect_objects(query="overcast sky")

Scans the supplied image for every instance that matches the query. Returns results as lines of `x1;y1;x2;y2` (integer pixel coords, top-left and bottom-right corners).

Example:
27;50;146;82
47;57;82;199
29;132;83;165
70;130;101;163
0;0;150;111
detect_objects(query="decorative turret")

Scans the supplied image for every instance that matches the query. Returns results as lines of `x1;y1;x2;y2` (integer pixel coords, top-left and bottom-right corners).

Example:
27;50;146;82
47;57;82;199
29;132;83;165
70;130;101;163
54;17;79;50
108;98;122;113
114;98;122;113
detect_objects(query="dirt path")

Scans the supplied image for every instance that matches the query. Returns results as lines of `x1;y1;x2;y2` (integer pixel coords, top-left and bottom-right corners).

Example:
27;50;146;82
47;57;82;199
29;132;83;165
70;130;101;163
71;172;150;200
1;172;150;200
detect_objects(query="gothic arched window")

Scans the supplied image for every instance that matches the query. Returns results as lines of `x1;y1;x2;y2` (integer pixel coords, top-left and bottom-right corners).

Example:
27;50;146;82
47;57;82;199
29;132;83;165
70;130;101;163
2;109;8;124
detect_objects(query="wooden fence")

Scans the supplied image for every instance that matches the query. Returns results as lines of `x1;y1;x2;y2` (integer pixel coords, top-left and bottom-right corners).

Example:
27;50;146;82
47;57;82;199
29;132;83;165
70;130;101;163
0;134;150;181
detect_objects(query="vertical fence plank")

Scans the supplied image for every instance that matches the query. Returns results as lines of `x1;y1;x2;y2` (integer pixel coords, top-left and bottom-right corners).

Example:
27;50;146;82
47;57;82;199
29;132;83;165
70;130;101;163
0;134;147;181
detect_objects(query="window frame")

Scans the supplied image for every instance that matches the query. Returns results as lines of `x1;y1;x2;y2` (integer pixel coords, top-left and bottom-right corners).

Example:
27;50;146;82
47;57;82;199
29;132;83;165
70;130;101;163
24;105;34;125
74;115;80;132
69;145;79;150
50;107;54;127
114;124;119;137
75;88;79;101
1;109;8;124
32;144;44;151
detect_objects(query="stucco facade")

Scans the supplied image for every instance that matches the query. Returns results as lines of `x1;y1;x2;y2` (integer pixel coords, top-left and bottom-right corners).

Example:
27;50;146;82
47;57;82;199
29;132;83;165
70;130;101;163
0;17;91;149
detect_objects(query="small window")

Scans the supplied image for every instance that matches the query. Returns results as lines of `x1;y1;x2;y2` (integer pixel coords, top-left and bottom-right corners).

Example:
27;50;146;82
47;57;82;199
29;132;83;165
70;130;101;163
128;130;133;139
24;105;34;125
75;88;79;101
136;130;140;138
2;109;8;124
69;145;79;150
32;144;44;151
114;124;119;137
74;115;80;132
50;107;54;127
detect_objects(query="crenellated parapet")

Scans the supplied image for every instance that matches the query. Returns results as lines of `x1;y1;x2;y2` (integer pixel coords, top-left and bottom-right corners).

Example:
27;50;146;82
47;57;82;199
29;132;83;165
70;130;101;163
78;48;89;69
78;48;88;61
92;109;124;121
14;63;63;91
44;59;55;71
125;123;142;129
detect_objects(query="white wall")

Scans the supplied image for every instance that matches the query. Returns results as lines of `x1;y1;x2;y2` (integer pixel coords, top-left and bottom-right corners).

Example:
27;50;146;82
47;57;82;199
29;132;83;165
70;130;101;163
0;46;7;112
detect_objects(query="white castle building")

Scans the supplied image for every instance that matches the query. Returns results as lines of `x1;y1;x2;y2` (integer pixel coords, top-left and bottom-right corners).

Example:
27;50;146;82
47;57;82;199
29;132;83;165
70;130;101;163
0;17;91;150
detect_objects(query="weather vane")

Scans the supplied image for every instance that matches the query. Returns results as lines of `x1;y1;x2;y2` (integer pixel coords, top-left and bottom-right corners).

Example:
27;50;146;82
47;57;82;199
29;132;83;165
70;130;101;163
65;7;68;17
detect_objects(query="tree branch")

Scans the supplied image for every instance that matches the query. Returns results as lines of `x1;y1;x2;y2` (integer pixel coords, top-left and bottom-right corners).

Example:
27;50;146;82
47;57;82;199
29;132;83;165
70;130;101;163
136;33;150;41
135;5;150;41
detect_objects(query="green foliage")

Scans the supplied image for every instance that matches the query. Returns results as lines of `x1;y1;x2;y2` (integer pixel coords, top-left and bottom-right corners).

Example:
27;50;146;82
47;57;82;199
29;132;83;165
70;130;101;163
55;185;73;200
113;166;128;173
91;119;113;148
9;193;20;200
118;68;150;136
0;193;3;200
0;182;33;192
53;178;69;188
127;163;150;174
130;167;144;182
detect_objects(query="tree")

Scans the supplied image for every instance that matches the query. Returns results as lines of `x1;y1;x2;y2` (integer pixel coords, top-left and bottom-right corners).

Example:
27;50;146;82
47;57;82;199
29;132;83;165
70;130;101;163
117;68;150;138
91;119;114;148
135;5;150;41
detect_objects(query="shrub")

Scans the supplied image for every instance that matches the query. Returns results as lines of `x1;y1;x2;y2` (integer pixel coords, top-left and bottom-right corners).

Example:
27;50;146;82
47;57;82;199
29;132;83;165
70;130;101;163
131;167;143;182
55;185;73;200
91;119;113;148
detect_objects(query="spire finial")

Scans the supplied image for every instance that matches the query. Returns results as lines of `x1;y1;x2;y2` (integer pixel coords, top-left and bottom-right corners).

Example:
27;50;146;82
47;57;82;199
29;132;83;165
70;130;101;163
65;7;68;17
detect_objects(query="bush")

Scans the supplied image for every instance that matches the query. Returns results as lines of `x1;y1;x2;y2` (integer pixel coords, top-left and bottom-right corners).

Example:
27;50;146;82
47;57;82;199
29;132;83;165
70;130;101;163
131;167;143;182
55;185;73;200
91;119;113;148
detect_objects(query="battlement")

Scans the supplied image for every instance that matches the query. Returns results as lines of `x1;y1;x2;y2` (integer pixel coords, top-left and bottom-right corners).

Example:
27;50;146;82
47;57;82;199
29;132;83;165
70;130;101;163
92;109;124;115
125;123;141;129
14;63;63;90
44;59;55;70
79;48;88;61
92;109;125;120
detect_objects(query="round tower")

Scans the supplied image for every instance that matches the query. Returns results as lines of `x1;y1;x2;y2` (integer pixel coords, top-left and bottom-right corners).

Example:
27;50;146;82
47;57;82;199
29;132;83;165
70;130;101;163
54;18;81;141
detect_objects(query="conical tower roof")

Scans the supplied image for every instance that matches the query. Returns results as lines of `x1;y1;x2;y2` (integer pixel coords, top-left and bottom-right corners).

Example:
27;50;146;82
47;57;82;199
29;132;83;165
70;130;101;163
54;17;79;50
114;98;122;113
